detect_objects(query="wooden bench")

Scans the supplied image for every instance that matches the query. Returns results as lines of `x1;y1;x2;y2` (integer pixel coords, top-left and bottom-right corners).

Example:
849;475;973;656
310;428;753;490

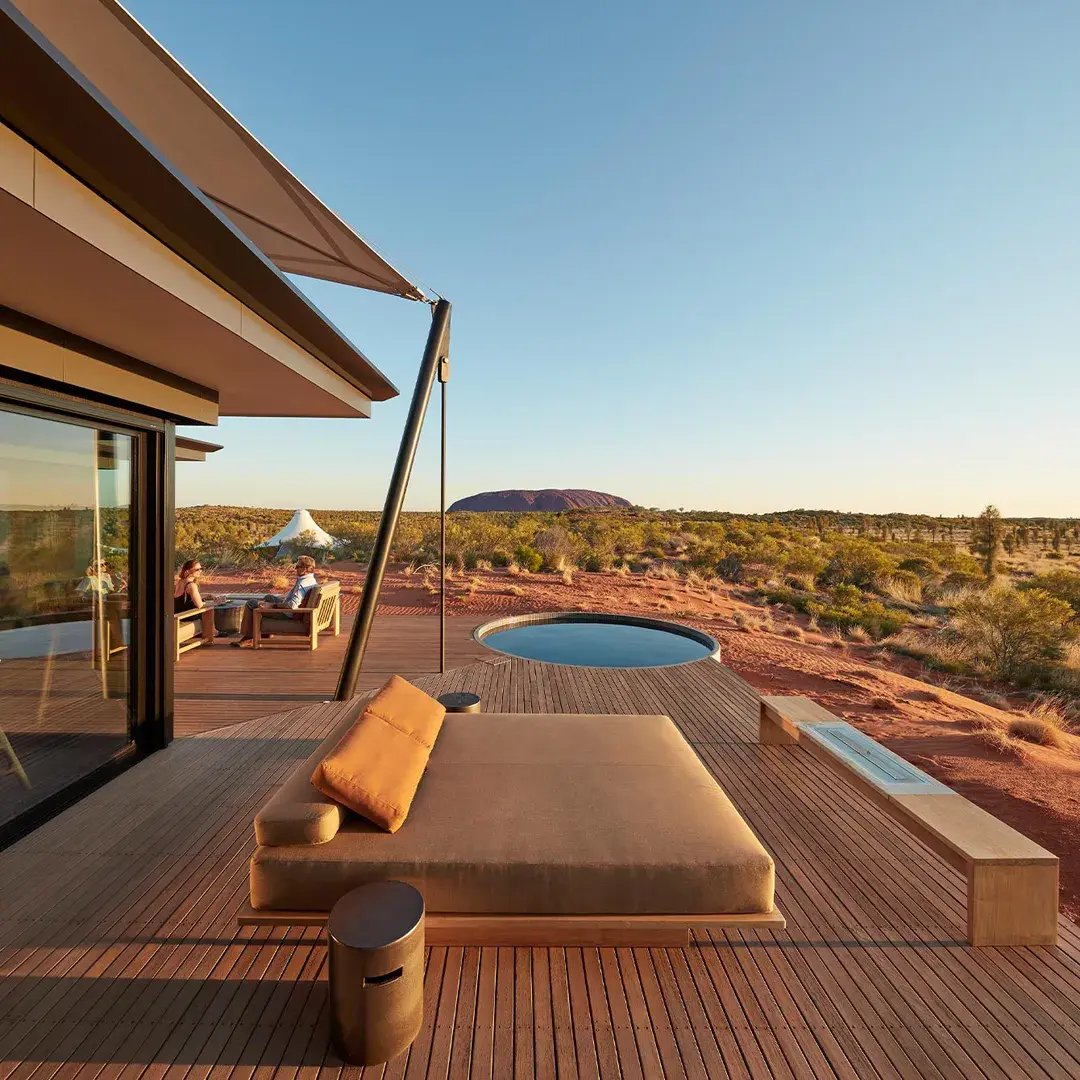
760;695;1059;947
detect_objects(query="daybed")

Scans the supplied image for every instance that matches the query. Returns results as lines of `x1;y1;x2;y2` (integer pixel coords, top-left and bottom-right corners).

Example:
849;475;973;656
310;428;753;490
245;704;784;946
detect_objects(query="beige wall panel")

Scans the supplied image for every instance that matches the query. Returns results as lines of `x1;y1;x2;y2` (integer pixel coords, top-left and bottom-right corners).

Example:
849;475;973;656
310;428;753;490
0;322;218;423
0;123;34;205
0;323;64;380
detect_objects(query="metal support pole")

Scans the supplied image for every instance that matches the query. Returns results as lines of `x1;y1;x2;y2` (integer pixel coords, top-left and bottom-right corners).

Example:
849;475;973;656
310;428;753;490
335;299;451;701
439;362;448;673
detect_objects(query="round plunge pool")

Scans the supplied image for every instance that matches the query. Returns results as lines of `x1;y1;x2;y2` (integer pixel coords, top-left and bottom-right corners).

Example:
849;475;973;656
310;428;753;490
473;612;719;669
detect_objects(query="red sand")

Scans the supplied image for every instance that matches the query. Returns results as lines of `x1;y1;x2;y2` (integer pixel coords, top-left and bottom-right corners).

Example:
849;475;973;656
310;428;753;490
207;563;1080;922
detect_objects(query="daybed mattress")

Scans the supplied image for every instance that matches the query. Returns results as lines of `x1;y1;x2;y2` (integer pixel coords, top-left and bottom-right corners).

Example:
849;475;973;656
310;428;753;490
250;712;775;915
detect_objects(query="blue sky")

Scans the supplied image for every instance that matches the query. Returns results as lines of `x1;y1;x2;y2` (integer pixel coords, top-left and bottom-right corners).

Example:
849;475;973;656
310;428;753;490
138;0;1080;516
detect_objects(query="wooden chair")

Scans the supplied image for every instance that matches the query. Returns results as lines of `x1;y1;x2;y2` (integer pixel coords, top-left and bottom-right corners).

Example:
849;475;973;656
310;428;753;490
252;581;341;651
175;606;216;660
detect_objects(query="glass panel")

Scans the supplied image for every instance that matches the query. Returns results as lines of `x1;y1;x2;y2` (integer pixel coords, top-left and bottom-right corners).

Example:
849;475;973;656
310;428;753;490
0;408;136;829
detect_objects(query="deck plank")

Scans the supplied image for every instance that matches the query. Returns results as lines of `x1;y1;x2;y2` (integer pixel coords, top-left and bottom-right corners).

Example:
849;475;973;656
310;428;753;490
1;637;1078;1079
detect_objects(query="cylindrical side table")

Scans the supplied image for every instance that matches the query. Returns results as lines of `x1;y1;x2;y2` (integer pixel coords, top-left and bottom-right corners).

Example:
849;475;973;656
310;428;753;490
328;881;425;1065
213;604;243;635
437;692;481;714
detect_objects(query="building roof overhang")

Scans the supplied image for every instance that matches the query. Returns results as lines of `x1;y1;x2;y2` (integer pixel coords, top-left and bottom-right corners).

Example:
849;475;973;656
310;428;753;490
175;435;222;462
11;0;427;300
0;1;404;415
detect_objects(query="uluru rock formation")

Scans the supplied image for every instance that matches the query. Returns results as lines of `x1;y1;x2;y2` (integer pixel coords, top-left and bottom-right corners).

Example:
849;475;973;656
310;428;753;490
449;489;633;512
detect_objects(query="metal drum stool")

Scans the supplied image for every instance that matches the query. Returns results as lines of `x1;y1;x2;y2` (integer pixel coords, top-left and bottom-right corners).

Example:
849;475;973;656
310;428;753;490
328;881;425;1065
437;691;481;714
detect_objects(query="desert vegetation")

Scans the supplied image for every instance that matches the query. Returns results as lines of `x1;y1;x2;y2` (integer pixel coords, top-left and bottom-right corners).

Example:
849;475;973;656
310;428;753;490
176;503;1080;721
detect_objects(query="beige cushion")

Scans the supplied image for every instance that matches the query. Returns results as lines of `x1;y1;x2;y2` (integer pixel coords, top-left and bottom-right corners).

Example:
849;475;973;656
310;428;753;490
260;584;322;634
251;713;775;916
176;620;197;643
259;615;306;634
254;706;360;845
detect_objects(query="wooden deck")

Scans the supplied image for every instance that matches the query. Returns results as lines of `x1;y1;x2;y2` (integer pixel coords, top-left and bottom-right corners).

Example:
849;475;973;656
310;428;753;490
174;614;490;736
2;647;1080;1077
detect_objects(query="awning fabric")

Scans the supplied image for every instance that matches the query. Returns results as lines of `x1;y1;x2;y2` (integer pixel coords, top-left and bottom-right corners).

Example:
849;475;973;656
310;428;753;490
11;0;426;300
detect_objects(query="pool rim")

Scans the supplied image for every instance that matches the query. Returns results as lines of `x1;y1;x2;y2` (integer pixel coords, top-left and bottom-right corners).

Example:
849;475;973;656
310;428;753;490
472;610;721;670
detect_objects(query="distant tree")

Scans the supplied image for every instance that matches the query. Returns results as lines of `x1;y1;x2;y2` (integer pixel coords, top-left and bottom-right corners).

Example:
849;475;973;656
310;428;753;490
972;505;1003;583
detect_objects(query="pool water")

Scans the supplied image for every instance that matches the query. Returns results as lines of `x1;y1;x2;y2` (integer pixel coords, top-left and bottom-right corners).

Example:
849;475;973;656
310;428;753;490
477;616;717;669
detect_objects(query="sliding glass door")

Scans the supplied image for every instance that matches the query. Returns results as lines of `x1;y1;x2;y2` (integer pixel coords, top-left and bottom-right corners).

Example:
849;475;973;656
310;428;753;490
0;406;141;832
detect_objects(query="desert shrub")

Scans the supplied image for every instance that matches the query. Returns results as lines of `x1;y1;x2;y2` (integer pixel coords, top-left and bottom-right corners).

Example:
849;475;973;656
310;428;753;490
877;570;923;605
490;548;512;568
847;624;872;643
818;539;895;588
805;584;908;640
781;625;805;640
581;553;609;572
972;717;1017;755
898;557;936;578
886;628;971;673
942;570;982;591
951;587;1076;679
733;610;772;633
513;545;543;573
1019;570;1080;615
1007;715;1067;748
716;554;744;582
761;584;813;611
535;525;579;571
1012;695;1072;742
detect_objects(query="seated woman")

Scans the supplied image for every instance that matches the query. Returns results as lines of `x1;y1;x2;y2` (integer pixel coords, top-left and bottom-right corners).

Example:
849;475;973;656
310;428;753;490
174;559;217;616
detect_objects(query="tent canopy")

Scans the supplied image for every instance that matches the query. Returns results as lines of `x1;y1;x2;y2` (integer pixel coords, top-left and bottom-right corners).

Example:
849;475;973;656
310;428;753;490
12;0;426;299
259;509;339;550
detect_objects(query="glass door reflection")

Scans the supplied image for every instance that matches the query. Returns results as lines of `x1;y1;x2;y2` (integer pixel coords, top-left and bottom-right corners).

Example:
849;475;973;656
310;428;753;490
0;409;137;829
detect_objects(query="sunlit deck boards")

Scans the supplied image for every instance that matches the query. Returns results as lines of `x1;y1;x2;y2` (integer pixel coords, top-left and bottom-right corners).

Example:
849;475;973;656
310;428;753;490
173;614;492;736
2;656;1079;1078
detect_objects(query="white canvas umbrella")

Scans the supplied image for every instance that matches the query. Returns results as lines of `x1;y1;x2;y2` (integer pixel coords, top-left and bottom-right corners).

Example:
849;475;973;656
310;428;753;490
259;509;338;550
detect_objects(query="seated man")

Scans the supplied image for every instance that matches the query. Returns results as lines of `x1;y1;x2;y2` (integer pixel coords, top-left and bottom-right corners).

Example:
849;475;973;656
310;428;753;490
232;555;318;648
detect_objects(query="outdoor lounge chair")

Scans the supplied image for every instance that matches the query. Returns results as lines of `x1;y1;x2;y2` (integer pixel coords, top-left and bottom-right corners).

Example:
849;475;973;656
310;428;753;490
174;605;215;660
251;580;341;651
242;707;785;946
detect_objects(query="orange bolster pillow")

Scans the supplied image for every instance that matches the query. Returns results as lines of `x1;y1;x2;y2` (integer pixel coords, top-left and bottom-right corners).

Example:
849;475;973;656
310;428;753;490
310;675;445;832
